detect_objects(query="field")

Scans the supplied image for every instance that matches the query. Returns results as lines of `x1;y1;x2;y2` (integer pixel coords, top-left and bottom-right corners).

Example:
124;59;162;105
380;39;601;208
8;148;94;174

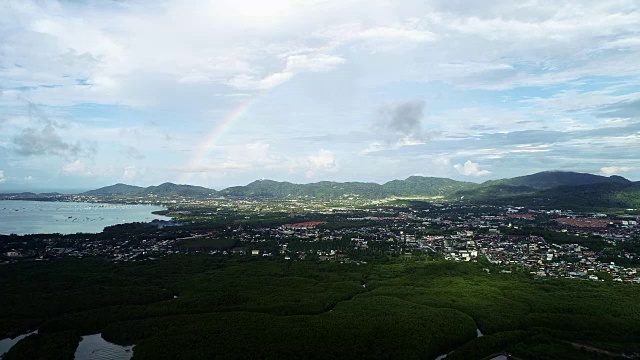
2;256;640;359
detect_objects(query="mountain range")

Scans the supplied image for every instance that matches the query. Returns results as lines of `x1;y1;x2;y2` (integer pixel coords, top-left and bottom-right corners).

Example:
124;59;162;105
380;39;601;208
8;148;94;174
75;171;640;209
82;182;216;197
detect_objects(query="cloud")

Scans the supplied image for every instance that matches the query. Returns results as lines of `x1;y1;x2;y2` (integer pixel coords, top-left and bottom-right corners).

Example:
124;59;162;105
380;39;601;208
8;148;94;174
4;0;640;107
305;149;337;178
0;170;5;183
356;27;435;43
600;166;632;176
180;163;251;173
285;54;346;72
227;53;345;90
12;103;96;158
2;1;640;186
123;165;146;181
375;100;429;144
454;160;491;177
228;72;295;91
121;146;145;160
13;121;80;157
62;160;92;176
596;99;640;119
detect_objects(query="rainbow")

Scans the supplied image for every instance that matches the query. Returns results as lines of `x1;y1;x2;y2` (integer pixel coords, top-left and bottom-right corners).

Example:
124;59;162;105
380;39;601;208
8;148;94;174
178;97;257;183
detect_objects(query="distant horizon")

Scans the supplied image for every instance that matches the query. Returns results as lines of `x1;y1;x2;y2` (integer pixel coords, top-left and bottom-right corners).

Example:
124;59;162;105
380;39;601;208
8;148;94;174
1;169;636;194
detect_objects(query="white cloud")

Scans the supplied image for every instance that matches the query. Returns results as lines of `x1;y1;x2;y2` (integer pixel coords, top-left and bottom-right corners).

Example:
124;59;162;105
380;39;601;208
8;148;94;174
285;54;346;72
454;160;491;177
3;0;640;105
181;163;251;173
123;166;140;181
0;170;6;183
349;26;436;52
600;166;632;176
227;53;345;90
62;160;92;176
357;27;434;43
2;1;640;187
306;149;337;178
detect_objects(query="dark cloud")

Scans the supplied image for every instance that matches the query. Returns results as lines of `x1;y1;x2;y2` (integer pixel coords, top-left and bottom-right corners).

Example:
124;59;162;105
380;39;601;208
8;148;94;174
375;100;430;143
121;145;145;159
596;99;640;119
365;121;640;159
12;102;96;158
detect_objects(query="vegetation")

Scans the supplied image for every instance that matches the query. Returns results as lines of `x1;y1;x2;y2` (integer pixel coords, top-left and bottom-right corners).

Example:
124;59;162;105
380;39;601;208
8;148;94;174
2;256;640;359
83;182;216;197
3;330;80;360
10;171;639;210
464;182;640;210
481;171;630;190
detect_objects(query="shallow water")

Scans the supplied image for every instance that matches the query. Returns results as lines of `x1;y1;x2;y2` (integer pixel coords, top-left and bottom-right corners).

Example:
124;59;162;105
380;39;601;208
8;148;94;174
0;331;37;357
74;334;134;360
0;200;170;235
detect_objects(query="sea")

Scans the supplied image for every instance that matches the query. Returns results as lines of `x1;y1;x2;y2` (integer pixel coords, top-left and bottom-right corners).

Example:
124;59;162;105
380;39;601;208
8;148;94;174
0;200;171;235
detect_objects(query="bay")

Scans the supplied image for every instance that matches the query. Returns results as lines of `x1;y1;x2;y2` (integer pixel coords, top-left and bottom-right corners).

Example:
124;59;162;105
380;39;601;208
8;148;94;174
0;200;170;235
0;331;37;357
74;334;133;360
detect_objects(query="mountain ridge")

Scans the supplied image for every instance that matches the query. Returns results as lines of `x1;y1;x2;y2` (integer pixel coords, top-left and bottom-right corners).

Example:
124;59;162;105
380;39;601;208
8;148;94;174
81;183;215;197
74;171;634;202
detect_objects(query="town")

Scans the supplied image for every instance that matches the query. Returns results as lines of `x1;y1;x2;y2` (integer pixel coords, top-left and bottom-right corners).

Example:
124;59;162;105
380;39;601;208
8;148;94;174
2;198;639;284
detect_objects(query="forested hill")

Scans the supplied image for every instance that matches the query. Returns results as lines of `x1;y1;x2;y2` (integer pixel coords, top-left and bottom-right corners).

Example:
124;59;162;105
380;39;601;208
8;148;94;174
75;171;637;207
82;183;144;196
140;183;216;197
463;181;640;210
481;171;631;190
218;177;475;199
382;176;476;197
81;176;476;200
81;183;216;197
219;180;390;199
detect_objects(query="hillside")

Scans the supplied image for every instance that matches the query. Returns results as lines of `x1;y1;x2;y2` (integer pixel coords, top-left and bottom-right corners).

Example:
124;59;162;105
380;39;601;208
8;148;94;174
82;183;216;198
77;171;638;208
462;181;640;210
482;171;630;190
450;171;635;206
219;177;475;199
525;181;640;209
140;183;217;197
454;184;538;201
82;183;144;196
219;180;388;199
383;176;476;197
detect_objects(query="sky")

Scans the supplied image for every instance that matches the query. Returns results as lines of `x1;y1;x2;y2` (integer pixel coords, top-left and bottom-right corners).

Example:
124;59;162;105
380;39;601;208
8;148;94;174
1;0;640;191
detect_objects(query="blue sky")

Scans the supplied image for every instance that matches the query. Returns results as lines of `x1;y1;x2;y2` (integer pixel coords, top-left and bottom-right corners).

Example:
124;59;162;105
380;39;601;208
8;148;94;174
1;0;640;191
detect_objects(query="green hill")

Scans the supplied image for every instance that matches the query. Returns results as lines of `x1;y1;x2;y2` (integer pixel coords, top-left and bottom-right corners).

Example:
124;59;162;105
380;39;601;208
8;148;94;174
461;181;640;210
219;177;475;200
524;181;640;209
80;171;637;207
482;171;630;190
454;184;538;201
451;171;635;208
82;183;216;198
140;183;217;197
383;176;476;197
220;180;388;199
82;183;144;196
